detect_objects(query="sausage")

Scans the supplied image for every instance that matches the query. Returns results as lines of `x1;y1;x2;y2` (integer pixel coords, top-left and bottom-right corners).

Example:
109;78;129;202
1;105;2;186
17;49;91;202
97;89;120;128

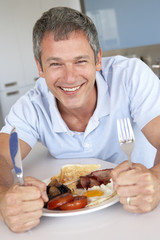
59;196;88;210
47;193;74;210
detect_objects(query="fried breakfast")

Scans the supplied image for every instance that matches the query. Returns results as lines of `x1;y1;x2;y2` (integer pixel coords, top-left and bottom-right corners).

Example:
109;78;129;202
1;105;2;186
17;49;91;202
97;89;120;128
45;164;115;211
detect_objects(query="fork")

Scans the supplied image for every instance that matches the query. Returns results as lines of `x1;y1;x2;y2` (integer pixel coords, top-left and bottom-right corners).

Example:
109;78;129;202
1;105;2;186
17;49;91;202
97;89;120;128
117;118;135;169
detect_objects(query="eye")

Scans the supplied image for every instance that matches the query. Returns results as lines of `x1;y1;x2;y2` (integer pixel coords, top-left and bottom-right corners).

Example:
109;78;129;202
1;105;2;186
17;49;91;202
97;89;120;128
76;60;87;65
50;62;62;67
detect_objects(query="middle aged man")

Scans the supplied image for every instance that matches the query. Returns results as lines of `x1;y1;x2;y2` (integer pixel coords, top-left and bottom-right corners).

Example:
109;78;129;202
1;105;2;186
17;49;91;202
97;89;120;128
0;7;160;233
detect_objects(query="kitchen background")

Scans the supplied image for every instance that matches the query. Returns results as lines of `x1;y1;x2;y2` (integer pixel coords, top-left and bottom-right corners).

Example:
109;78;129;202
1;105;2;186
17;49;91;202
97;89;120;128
0;0;160;129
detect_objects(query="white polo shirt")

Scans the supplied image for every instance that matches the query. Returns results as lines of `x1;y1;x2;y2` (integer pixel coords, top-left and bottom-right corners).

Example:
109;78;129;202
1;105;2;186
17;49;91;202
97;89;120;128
1;56;160;168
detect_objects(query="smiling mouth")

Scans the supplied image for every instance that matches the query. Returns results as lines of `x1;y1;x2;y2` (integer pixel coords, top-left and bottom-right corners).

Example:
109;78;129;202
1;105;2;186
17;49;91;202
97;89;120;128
60;85;81;92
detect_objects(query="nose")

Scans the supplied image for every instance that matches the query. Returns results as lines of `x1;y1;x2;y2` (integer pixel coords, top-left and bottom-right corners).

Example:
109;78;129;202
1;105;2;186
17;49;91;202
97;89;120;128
63;64;76;85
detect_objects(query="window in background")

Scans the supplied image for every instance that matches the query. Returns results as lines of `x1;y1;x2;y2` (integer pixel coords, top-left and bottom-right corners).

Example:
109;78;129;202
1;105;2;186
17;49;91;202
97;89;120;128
81;0;160;52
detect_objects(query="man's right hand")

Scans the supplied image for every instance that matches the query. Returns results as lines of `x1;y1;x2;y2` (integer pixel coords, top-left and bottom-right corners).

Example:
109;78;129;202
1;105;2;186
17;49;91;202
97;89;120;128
0;176;48;233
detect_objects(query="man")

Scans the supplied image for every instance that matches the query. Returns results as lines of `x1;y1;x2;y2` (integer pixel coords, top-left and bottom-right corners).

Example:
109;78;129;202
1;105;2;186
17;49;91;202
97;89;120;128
0;7;160;233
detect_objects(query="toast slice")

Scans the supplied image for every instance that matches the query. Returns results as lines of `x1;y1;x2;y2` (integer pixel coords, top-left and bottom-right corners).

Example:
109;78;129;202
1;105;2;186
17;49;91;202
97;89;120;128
60;164;101;184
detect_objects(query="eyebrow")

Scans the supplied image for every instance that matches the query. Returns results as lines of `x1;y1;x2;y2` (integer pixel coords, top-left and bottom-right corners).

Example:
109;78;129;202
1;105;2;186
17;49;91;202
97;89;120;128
46;55;90;63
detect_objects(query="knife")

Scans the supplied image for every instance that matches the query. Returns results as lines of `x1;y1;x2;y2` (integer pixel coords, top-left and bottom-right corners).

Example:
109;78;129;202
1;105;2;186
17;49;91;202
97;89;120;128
9;127;24;185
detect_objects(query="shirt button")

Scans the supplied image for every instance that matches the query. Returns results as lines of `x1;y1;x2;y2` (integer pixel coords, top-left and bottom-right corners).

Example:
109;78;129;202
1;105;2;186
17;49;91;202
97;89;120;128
84;142;90;148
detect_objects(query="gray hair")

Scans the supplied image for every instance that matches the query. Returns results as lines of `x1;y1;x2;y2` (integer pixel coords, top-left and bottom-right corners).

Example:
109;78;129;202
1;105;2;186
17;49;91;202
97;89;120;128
33;7;100;68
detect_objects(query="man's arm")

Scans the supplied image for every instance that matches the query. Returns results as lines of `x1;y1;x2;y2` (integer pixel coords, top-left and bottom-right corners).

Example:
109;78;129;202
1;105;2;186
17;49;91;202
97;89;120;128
0;133;31;187
142;115;160;166
0;133;48;232
111;115;160;213
0;132;32;219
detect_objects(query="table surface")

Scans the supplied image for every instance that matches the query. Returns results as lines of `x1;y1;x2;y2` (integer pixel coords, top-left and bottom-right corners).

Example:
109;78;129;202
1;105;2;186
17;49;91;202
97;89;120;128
1;143;159;239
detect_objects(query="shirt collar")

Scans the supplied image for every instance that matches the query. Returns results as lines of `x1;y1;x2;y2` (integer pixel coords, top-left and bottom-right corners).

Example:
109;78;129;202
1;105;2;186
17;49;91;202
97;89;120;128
93;70;110;119
48;92;71;134
83;71;110;138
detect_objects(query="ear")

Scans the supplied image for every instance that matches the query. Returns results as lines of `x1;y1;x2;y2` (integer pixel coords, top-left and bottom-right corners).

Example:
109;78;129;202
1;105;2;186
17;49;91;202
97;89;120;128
35;58;45;78
96;48;102;71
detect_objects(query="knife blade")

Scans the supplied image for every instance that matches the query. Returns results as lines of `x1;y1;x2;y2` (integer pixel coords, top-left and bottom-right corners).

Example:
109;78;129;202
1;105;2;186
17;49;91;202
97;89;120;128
9;127;24;185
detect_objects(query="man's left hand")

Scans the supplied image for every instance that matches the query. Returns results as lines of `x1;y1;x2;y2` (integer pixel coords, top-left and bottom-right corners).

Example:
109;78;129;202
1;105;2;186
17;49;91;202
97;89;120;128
111;161;160;213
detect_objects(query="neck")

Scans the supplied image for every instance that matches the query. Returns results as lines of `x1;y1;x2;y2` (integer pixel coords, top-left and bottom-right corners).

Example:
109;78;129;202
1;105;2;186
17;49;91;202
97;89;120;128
57;86;97;132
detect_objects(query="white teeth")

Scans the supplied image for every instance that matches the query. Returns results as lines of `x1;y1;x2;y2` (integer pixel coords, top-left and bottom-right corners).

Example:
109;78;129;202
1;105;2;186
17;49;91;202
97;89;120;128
61;86;80;92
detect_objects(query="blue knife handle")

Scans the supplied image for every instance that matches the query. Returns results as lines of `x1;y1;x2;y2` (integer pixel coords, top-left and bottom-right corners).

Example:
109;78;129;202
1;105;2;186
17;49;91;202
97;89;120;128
9;132;22;174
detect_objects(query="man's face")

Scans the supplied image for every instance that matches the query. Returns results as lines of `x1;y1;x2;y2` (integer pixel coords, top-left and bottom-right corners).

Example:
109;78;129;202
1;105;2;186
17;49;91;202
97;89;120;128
36;31;102;111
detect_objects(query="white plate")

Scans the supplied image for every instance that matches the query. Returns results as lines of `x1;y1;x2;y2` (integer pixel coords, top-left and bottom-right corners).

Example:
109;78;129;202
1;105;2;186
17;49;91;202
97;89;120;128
42;160;119;217
43;193;119;217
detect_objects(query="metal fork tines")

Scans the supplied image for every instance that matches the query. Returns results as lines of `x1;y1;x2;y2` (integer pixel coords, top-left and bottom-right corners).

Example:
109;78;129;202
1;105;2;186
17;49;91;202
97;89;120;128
117;118;135;169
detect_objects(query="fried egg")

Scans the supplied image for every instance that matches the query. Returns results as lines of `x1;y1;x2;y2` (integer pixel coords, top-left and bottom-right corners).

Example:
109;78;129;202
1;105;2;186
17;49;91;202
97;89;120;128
74;179;115;207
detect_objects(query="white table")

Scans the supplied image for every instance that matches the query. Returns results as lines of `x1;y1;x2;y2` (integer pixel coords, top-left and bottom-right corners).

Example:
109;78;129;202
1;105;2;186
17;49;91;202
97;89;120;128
1;143;159;239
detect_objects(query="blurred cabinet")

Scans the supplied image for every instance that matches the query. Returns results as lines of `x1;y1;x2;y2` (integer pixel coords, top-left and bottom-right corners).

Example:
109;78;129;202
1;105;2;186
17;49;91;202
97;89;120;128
0;1;40;92
0;0;81;129
0;85;34;120
0;0;40;129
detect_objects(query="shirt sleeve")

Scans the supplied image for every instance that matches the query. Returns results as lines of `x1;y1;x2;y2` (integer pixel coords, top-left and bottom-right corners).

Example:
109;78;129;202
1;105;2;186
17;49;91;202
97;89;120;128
125;58;160;129
0;93;40;148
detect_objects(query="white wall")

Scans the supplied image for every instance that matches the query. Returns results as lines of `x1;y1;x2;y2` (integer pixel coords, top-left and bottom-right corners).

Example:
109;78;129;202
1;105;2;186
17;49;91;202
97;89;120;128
39;0;81;11
0;0;81;129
